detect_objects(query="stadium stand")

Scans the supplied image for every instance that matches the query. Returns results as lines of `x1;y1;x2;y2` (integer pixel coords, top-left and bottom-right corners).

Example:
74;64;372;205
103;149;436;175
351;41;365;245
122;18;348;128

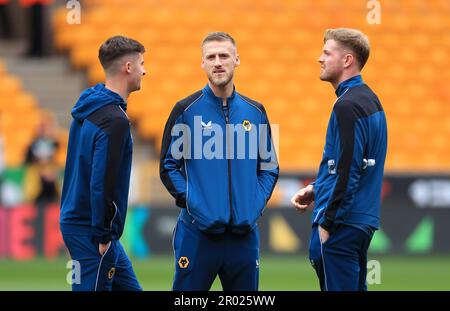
0;60;67;168
50;0;450;172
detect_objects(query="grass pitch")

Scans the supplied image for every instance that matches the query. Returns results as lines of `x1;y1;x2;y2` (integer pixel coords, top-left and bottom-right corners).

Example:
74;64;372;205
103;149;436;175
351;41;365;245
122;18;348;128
0;255;449;291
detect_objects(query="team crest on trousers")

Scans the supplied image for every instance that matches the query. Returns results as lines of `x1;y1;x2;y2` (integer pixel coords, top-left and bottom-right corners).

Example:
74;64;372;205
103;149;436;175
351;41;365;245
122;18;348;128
178;256;189;268
108;267;116;279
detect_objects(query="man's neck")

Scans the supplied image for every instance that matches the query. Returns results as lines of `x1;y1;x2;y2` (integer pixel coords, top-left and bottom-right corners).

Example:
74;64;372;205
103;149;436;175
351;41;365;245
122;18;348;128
208;81;234;100
105;79;129;101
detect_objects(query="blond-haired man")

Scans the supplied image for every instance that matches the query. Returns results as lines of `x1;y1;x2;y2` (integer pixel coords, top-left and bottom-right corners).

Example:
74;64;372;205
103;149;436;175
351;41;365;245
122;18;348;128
291;28;387;291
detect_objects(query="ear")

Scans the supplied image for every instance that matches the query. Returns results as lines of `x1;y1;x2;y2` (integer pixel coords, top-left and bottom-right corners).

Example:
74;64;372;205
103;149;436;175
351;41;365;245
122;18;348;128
343;53;354;69
125;61;132;73
235;54;240;67
201;57;205;69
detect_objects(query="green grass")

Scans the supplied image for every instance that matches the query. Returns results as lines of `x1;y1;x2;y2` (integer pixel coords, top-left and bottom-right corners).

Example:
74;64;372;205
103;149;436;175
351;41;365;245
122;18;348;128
0;255;449;290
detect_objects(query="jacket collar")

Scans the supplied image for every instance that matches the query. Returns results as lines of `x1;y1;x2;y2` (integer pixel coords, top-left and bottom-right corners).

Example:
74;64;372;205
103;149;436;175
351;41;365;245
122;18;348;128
335;74;364;97
203;84;237;105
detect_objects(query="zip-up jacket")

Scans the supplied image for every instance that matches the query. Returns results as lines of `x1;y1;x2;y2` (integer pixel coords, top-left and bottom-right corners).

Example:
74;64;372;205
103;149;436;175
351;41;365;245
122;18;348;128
60;83;133;244
160;84;279;234
312;75;387;233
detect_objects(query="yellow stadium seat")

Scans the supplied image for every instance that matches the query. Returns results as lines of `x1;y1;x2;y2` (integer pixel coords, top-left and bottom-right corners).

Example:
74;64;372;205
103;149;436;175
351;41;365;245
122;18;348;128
70;44;98;69
0;75;22;96
0;59;5;76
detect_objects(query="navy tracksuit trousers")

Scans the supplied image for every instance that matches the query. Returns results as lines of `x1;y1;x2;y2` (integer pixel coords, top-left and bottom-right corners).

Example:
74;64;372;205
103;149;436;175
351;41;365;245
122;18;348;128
309;224;372;291
172;217;260;291
63;235;142;291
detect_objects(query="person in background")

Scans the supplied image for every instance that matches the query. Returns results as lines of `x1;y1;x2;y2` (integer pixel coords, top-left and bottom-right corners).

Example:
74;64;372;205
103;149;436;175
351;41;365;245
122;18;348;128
0;0;12;39
20;0;53;57
24;111;61;207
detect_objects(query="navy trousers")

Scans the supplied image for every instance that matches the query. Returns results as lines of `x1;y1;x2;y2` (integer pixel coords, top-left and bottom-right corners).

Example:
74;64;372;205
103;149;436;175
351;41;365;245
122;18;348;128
63;234;142;291
309;224;372;291
172;217;260;291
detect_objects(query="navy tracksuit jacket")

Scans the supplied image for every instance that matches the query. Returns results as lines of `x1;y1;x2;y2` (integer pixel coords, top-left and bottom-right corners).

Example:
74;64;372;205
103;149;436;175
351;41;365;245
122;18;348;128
309;75;387;291
160;84;279;290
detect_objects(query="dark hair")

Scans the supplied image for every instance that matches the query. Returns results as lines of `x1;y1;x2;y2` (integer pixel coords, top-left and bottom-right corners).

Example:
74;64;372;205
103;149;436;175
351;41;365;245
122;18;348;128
201;32;236;47
324;28;370;70
98;35;145;71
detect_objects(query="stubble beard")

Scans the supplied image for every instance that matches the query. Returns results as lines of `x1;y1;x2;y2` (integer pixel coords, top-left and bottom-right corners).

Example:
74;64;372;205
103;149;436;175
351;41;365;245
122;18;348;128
209;71;233;88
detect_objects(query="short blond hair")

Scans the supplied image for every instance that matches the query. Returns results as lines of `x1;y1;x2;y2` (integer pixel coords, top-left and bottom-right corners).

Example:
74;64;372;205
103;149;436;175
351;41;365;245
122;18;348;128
202;32;236;48
324;28;370;70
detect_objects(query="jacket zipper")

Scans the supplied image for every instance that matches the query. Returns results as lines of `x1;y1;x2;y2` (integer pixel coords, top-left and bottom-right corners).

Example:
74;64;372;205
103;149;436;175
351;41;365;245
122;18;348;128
222;100;233;225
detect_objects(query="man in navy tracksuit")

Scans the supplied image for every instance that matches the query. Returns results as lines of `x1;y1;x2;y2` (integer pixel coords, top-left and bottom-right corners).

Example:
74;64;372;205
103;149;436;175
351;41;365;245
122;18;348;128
291;28;387;291
160;32;279;291
60;36;146;291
